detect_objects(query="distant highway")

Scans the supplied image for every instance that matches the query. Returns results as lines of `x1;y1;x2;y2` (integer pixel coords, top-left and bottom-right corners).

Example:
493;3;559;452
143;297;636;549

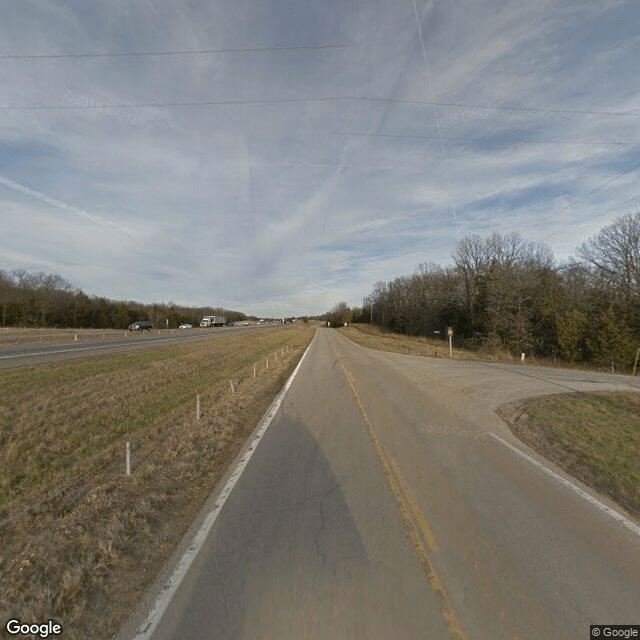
0;325;276;369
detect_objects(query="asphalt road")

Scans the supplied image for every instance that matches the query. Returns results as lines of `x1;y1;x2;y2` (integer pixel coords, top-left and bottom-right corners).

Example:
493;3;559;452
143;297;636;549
0;325;273;369
121;328;640;640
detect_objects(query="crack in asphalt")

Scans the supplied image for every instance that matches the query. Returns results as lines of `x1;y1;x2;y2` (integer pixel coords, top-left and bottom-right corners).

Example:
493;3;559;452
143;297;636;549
314;491;327;565
209;463;364;565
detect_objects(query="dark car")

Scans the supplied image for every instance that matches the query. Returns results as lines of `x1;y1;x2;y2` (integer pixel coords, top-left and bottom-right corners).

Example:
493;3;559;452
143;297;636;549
128;321;154;331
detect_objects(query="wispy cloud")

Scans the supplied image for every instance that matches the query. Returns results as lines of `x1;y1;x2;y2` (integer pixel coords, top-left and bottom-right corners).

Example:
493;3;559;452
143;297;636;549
1;0;639;313
0;175;135;235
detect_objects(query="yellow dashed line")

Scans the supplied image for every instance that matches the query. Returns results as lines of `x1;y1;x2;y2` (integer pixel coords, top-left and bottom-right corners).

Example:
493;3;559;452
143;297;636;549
335;350;467;640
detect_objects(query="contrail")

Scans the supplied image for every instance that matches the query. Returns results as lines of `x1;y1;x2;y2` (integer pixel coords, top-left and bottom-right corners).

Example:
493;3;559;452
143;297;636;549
0;175;135;235
412;0;460;237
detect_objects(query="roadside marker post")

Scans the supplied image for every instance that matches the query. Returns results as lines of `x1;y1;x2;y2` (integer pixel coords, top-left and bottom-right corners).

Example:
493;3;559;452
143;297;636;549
447;327;453;358
196;394;201;421
230;380;235;394
126;441;131;476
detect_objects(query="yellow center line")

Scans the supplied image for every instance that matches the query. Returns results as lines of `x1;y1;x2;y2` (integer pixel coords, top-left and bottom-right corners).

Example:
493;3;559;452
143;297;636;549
335;350;467;640
389;456;439;553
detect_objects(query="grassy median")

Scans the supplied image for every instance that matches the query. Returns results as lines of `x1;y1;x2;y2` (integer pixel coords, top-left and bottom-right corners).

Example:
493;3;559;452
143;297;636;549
0;324;314;639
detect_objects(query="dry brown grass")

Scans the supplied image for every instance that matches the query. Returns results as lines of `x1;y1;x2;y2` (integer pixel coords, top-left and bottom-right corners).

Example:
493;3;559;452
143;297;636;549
344;323;633;372
0;327;133;345
0;324;314;639
343;323;515;362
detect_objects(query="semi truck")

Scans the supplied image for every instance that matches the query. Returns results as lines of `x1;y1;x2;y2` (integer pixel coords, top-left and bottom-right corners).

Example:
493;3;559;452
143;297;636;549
199;315;226;327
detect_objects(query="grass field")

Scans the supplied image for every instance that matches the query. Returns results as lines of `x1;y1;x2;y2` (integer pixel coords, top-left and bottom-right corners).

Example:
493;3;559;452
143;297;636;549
498;392;640;518
0;323;314;639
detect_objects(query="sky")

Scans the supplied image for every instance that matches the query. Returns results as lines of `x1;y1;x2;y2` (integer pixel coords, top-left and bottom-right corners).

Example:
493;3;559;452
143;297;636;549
1;0;639;317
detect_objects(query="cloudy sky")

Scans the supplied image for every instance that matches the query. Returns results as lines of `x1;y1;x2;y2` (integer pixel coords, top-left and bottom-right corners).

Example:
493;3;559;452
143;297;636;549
1;0;639;316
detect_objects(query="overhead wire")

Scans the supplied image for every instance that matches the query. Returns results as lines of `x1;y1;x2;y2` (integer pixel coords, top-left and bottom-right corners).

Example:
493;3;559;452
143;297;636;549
1;96;640;120
332;130;640;146
0;43;352;60
519;156;640;235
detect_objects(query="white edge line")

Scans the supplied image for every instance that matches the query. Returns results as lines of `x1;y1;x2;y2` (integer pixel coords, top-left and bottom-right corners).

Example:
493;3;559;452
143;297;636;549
489;432;640;539
131;336;315;640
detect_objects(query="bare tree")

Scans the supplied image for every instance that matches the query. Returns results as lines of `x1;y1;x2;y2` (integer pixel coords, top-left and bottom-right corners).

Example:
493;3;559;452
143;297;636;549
577;211;640;305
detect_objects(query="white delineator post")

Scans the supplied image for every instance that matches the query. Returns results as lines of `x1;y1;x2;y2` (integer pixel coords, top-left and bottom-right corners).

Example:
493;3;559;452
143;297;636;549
254;363;256;378
196;394;201;420
230;380;235;394
126;441;131;476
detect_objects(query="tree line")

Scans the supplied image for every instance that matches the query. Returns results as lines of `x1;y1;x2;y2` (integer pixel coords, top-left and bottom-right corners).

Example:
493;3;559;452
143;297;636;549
0;269;248;329
325;212;640;372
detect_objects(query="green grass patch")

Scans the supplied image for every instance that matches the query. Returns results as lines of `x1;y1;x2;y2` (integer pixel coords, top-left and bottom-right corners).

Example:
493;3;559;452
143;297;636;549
504;392;640;517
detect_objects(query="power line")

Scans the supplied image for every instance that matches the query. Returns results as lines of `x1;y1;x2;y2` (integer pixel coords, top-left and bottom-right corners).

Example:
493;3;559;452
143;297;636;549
347;96;640;119
521;156;640;235
333;130;640;146
2;95;639;119
0;97;341;111
540;193;640;242
0;43;352;60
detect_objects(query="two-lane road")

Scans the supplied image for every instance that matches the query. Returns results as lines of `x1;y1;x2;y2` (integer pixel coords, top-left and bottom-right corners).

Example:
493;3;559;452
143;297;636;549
121;328;640;639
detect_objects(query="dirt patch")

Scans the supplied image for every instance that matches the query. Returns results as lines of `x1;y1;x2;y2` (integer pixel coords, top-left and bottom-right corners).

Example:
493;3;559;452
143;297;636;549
497;392;640;518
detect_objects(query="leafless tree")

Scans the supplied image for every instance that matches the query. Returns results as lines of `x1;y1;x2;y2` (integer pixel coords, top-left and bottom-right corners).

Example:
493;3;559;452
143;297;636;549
577;211;640;305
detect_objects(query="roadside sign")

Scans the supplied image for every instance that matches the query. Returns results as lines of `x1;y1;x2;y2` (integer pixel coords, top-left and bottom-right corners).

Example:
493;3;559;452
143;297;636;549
447;327;453;337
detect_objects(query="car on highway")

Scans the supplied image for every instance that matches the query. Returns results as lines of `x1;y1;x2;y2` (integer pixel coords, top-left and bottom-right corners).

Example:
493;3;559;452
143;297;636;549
178;323;193;329
128;321;154;331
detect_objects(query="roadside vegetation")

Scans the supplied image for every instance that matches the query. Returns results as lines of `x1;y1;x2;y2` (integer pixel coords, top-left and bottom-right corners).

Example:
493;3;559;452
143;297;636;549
497;392;640;518
323;212;640;375
0;323;314;639
0;269;254;329
342;322;636;373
